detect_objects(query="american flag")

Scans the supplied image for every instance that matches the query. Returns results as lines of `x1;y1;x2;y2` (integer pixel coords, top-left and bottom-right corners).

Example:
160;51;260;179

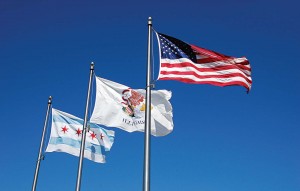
156;32;252;91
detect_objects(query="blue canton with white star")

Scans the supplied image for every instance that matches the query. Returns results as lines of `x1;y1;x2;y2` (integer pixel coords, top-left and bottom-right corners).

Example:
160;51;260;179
158;33;197;63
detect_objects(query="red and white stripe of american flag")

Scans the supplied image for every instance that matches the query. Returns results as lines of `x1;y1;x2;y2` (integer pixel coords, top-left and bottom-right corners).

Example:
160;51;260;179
158;44;252;91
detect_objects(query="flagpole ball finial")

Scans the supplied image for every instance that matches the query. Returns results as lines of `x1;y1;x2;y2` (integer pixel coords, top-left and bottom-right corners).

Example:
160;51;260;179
148;17;152;25
48;96;52;103
90;62;95;70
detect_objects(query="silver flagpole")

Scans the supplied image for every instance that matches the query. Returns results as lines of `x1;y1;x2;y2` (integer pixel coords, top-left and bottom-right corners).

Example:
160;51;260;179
32;96;52;191
143;16;152;191
75;62;94;191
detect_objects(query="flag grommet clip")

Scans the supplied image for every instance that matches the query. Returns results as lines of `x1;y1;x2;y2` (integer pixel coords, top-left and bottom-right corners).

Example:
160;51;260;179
146;84;155;89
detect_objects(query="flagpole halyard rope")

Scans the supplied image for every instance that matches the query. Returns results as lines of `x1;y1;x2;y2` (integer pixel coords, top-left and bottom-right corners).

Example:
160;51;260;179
42;104;52;156
151;26;155;84
88;72;95;131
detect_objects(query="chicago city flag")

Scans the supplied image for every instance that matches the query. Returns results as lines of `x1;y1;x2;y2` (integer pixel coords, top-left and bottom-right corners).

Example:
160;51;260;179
155;32;252;92
90;76;173;137
46;108;115;163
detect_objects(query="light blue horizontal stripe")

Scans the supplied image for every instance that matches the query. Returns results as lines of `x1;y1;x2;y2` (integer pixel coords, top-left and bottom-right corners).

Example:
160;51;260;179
48;137;104;155
52;113;114;140
53;113;83;125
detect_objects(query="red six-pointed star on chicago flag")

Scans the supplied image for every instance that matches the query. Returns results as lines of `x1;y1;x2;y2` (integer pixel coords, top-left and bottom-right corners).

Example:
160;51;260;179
76;128;82;136
61;126;68;134
100;133;104;140
90;131;96;140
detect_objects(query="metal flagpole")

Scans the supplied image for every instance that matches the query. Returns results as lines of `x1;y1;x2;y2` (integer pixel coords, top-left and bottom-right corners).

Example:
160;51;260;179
32;96;52;191
143;16;152;191
75;62;94;191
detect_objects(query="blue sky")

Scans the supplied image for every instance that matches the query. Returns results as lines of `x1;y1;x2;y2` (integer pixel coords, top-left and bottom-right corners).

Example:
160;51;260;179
1;0;299;190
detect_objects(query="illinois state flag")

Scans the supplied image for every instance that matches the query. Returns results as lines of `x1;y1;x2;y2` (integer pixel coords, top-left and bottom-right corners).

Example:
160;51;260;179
90;76;173;137
156;32;252;91
46;108;115;163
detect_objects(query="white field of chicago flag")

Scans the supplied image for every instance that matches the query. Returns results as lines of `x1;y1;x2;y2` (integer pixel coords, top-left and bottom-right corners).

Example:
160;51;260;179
90;76;173;137
45;108;115;163
155;32;252;92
